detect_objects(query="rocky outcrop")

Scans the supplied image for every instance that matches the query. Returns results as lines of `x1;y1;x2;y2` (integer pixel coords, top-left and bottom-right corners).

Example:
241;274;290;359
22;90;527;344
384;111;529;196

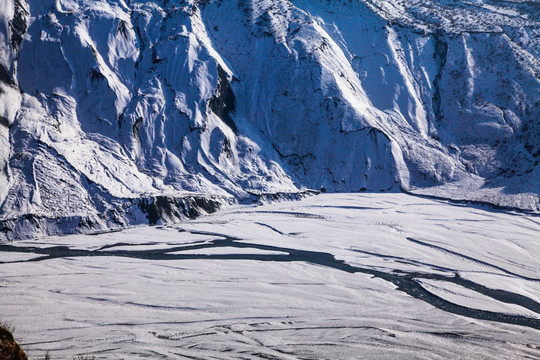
0;325;27;360
0;193;232;241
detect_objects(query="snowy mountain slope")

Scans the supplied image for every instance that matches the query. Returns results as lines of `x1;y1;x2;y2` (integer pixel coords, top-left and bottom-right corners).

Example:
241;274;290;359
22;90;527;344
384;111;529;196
0;0;539;239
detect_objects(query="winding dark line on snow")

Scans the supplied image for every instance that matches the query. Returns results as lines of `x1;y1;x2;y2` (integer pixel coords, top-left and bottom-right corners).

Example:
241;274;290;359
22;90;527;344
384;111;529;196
349;248;460;273
255;222;288;236
1;238;539;330
350;249;540;313
230;210;326;220
406;238;540;282
400;189;540;216
311;205;386;211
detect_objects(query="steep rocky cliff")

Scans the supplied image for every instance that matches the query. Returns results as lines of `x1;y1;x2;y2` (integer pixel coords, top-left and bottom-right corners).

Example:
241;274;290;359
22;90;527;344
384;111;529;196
0;0;538;239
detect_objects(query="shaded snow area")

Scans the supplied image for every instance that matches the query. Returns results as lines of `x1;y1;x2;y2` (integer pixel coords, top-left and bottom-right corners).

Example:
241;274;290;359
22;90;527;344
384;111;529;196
1;193;539;359
0;0;539;239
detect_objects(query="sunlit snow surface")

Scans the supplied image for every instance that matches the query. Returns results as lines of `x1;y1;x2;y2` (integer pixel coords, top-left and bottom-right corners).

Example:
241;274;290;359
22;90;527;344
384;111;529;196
1;193;539;359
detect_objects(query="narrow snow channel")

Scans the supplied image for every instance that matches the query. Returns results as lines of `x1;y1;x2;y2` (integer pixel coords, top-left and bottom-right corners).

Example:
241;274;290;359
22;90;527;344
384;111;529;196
1;193;539;359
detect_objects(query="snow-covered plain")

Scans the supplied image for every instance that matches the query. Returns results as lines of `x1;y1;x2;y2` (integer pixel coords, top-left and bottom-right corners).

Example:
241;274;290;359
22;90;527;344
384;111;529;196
1;193;539;359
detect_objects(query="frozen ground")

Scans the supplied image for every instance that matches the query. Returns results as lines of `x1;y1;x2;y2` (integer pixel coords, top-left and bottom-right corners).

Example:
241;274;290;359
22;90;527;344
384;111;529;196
1;193;539;359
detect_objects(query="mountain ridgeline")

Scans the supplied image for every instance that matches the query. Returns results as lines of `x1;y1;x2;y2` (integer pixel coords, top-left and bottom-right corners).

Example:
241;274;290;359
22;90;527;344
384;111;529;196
0;0;539;239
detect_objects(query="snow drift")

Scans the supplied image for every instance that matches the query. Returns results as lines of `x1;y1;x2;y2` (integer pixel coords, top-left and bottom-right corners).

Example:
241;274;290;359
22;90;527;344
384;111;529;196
0;0;538;239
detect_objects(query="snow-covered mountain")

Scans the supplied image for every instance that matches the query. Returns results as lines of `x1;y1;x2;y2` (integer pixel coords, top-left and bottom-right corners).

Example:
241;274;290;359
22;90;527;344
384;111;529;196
0;0;538;239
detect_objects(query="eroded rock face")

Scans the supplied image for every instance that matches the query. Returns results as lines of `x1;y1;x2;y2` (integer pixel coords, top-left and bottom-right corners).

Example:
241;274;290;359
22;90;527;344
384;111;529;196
0;326;28;360
0;0;538;239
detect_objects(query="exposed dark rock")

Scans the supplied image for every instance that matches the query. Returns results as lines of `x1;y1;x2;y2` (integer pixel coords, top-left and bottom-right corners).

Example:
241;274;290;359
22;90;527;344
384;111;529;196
10;0;29;51
132;117;143;144
0;195;230;241
137;195;224;225
0;64;15;87
432;31;448;125
246;189;319;204
209;65;238;134
0;116;12;128
0;325;28;360
116;19;130;39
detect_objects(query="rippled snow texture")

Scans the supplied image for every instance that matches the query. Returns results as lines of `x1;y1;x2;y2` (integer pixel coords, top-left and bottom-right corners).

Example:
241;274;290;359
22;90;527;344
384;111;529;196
1;193;539;359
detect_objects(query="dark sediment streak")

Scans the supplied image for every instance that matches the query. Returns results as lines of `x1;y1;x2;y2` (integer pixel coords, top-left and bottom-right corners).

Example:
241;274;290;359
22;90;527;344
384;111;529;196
1;232;539;330
406;237;540;282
